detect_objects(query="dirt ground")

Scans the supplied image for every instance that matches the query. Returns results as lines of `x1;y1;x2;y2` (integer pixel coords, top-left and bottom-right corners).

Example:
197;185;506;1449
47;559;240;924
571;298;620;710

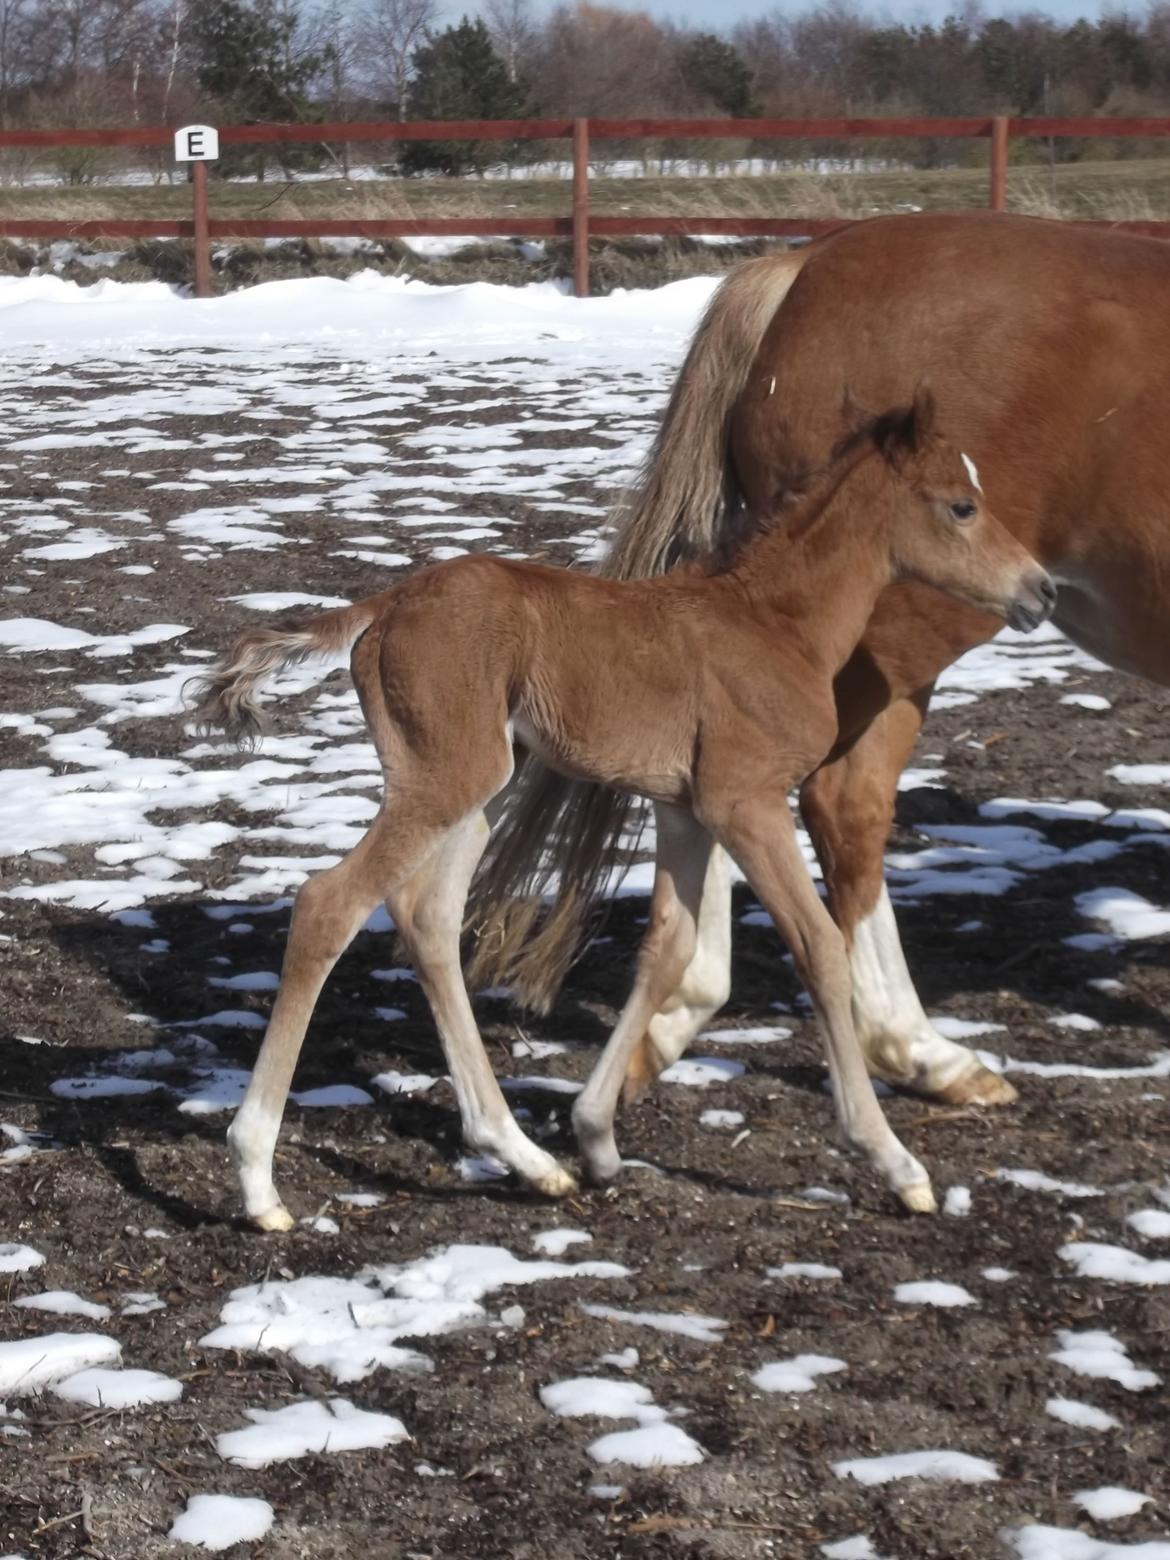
1;369;1169;1559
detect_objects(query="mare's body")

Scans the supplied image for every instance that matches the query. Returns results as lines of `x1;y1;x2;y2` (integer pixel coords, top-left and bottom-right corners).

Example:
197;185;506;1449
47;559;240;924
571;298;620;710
470;211;1170;1107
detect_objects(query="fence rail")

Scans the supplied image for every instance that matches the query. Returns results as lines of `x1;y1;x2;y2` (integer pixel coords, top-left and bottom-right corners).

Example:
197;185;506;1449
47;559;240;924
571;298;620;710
2;114;1170;296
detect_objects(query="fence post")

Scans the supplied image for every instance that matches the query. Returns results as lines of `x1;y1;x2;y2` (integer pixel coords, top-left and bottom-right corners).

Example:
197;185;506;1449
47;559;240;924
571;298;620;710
191;158;211;298
572;117;589;298
988;115;1009;212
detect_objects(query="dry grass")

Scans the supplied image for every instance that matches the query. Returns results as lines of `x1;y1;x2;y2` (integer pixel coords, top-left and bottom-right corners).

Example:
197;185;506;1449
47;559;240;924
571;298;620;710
1009;173;1169;222
8;154;1170;226
6;152;1170;294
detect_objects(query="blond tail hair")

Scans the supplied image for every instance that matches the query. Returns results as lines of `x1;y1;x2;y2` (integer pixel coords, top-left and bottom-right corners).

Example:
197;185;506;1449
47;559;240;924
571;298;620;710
186;601;379;747
466;249;811;1011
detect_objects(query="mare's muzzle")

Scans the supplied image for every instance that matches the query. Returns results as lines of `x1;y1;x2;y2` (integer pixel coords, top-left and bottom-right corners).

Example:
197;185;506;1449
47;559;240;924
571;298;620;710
1007;570;1057;633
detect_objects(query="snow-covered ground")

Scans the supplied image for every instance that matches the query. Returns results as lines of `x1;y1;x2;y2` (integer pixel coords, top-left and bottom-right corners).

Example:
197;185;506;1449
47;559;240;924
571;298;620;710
2;271;1169;1555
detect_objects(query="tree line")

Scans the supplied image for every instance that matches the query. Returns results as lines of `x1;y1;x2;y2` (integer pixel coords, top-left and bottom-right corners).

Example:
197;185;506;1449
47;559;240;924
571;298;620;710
5;0;1170;174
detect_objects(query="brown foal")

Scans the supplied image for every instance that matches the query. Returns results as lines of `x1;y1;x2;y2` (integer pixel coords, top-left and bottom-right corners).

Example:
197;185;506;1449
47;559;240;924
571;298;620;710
191;392;1053;1231
473;212;1170;1114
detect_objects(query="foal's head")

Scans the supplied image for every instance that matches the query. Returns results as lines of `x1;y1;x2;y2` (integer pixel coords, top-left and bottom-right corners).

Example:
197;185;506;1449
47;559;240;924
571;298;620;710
860;386;1055;633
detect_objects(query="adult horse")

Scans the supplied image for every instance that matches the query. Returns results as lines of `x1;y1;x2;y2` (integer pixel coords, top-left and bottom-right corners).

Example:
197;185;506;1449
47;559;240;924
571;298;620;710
469;210;1170;1109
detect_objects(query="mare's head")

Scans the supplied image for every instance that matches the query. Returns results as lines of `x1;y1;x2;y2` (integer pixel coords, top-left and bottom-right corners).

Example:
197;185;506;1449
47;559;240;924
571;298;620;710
857;386;1055;633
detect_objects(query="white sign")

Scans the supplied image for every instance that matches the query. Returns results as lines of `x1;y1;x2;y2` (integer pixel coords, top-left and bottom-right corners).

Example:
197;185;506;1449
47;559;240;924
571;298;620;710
174;124;219;162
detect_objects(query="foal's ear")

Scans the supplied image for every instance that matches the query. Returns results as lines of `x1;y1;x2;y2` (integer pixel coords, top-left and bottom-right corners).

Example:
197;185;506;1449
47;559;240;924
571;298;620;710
909;381;937;446
875;382;937;469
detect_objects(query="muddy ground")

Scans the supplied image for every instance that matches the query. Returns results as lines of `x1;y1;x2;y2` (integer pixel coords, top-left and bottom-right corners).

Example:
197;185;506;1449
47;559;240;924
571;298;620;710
1;364;1169;1559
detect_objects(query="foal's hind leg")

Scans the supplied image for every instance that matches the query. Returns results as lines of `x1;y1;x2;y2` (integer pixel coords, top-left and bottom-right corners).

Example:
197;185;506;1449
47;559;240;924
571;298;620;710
711;789;935;1213
573;806;712;1182
391;811;576;1197
621;844;731;1105
801;698;1016;1106
229;834;398;1231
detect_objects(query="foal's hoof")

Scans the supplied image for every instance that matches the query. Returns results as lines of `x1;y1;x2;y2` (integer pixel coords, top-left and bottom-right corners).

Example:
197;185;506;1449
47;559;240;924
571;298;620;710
252;1203;296;1233
898;1181;938;1215
935;1064;1018;1108
533;1164;578;1199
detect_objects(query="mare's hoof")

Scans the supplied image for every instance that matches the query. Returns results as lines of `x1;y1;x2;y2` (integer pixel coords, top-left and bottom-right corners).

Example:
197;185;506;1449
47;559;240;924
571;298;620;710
252;1204;295;1233
935;1065;1018;1107
898;1181;938;1215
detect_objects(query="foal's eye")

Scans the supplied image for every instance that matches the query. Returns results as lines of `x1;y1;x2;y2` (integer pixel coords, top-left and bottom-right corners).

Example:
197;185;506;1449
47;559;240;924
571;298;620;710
949;499;978;522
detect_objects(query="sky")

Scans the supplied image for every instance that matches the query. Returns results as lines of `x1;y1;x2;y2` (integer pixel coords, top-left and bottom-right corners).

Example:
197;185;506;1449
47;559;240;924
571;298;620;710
517;0;1114;27
332;0;1121;26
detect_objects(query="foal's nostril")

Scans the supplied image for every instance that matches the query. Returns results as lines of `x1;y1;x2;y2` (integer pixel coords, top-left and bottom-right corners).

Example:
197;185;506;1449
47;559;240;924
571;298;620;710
1038;574;1057;608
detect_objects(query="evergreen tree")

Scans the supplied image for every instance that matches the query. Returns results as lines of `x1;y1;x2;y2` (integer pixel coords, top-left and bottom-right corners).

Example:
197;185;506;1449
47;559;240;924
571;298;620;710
399;16;528;175
189;0;322;174
679;33;756;117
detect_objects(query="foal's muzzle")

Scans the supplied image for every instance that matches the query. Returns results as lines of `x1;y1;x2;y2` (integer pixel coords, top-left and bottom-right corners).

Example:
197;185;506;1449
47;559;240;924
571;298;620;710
1007;570;1057;633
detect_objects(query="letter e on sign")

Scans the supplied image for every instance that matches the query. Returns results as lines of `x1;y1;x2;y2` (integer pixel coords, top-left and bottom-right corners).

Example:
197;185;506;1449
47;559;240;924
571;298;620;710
174;124;220;162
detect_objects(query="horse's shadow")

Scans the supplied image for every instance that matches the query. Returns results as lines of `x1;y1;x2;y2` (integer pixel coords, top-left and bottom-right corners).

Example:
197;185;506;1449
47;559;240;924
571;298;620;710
13;792;1170;1226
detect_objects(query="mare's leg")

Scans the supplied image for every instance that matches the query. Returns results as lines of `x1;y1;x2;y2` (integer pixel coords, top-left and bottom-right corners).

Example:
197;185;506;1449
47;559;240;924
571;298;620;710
713;790;935;1212
573;806;712;1181
229;827;415;1231
800;697;1016;1106
391;811;576;1197
621;843;732;1106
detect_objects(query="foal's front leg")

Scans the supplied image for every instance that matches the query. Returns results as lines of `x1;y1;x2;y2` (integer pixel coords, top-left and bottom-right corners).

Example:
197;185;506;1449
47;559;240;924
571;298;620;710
713;791;936;1213
572;806;713;1181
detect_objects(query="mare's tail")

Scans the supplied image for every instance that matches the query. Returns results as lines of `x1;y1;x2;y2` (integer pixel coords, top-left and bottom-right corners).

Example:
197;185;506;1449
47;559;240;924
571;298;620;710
466;250;811;1012
186;599;381;746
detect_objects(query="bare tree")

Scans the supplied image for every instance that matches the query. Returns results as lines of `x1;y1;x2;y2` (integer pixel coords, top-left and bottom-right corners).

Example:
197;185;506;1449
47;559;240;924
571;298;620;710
534;4;679;118
304;0;360;172
357;0;438;120
159;0;185;122
484;0;534;84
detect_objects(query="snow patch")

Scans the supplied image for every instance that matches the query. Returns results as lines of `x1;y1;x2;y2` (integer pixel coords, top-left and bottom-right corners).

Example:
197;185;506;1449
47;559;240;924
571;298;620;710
53;1367;183;1408
659;1057;746;1087
217;1398;408;1468
13;1291;111;1321
1046;1397;1120;1431
1072;1488;1151;1522
833;1449;999;1485
752;1354;847;1392
0;1244;44;1273
532;1229;592;1257
893;1281;977;1308
168;1493;275;1551
1049;1329;1159;1391
579;1303;727;1344
0;1332;121;1396
1058;1242;1170;1285
1006;1528;1170;1559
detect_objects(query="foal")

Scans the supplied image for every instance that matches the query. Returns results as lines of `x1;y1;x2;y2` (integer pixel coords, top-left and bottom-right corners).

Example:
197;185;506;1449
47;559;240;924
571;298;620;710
191;391;1054;1231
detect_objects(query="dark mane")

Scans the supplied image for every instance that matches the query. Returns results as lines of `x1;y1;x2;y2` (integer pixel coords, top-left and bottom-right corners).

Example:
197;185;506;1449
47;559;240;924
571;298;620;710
700;397;932;574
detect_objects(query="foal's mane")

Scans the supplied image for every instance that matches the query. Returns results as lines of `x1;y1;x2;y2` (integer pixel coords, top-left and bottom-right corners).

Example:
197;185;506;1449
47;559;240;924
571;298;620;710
707;400;926;574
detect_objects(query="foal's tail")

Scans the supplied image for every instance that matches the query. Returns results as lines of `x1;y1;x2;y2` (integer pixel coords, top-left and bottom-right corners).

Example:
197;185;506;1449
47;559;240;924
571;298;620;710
186;599;380;746
466;249;810;1011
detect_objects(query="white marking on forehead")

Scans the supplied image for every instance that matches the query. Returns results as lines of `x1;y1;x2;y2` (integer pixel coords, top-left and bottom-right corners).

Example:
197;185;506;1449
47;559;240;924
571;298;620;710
960;453;983;493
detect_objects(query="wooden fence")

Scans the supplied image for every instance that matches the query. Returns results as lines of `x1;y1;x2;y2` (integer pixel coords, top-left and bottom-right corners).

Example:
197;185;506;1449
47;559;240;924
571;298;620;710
2;114;1170;297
